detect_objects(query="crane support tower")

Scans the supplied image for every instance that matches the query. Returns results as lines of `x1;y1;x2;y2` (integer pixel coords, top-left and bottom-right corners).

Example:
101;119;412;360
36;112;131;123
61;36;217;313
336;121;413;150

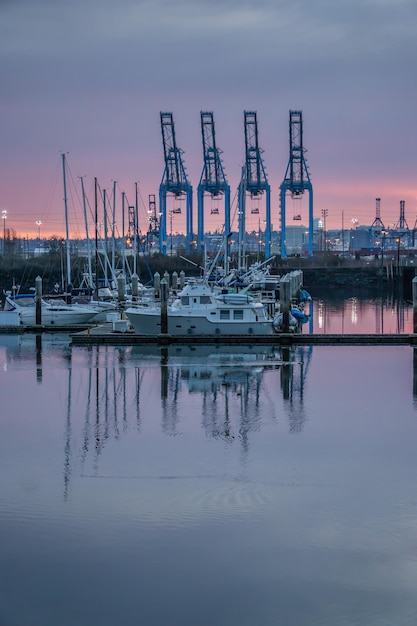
159;112;193;254
279;110;313;258
396;200;409;231
371;197;385;233
237;111;271;266
197;111;230;252
146;194;159;251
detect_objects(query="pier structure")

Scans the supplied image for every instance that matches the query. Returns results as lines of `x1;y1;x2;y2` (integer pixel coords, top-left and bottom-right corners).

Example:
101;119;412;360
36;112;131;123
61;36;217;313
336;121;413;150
197;112;230;253
237;111;271;265
279;110;313;259
159;112;193;254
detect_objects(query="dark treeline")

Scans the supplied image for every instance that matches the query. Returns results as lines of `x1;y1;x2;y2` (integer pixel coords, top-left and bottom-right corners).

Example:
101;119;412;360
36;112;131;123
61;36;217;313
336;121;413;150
0;246;401;305
0;250;208;298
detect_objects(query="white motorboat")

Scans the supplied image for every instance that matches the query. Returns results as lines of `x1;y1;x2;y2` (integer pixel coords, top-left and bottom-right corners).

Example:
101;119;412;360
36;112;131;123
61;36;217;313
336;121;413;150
125;279;276;336
2;294;97;326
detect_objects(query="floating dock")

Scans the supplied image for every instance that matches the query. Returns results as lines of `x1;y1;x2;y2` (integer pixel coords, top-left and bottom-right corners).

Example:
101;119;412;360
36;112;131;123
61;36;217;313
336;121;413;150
65;324;417;346
2;323;417;345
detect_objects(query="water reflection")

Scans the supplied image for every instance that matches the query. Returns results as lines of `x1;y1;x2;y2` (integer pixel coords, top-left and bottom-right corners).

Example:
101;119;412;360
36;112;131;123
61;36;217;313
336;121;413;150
2;333;417;499
2;333;417;626
307;288;413;334
0;335;314;496
55;342;311;501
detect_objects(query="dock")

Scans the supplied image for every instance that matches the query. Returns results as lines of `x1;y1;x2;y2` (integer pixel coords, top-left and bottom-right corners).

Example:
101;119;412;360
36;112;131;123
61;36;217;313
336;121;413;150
2;324;417;347
65;324;417;346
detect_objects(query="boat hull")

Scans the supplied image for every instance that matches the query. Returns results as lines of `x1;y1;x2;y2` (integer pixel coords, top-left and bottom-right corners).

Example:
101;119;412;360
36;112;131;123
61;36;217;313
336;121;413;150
125;308;275;336
18;309;96;326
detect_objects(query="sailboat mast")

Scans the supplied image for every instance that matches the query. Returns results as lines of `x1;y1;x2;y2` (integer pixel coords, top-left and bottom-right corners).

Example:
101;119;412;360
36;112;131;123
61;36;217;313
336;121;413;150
112;181;116;279
80;176;93;290
62;153;72;289
94;177;99;301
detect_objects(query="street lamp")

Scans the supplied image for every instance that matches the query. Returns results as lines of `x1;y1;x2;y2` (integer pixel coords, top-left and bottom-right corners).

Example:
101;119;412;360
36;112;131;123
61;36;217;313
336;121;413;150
2;210;7;254
36;220;42;246
169;208;181;255
396;237;401;275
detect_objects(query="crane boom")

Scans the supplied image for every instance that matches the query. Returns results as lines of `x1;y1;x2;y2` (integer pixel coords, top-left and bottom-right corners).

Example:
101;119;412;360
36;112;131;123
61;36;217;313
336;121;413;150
237;111;271;261
197;111;230;250
159;112;193;253
280;110;314;258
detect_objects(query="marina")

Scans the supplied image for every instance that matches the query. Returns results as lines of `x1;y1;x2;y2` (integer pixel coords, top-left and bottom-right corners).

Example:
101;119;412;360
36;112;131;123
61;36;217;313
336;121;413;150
2;1;416;623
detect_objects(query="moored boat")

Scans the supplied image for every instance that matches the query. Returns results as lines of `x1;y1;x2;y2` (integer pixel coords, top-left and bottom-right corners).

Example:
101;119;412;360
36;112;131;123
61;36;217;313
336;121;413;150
125;279;276;336
2;293;97;326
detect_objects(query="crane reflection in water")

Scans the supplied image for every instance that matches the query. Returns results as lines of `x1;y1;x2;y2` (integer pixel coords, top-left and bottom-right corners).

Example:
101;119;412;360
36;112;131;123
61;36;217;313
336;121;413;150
70;342;314;498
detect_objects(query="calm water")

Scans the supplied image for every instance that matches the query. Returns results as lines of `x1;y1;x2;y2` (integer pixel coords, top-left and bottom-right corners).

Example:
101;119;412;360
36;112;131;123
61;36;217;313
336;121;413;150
1;298;417;626
303;288;414;334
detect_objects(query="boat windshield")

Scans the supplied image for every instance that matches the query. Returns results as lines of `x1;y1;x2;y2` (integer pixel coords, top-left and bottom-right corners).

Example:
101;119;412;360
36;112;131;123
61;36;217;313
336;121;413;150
5;296;35;310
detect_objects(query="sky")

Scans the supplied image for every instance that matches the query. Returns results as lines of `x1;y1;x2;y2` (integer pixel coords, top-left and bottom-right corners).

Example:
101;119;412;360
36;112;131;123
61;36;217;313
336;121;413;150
1;0;417;239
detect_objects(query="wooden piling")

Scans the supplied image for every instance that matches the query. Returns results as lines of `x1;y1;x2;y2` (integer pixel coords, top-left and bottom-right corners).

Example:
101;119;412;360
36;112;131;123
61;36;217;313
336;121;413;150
160;278;168;334
35;275;42;325
172;271;178;291
280;277;290;332
163;271;170;288
117;275;125;304
131;273;139;302
412;277;417;333
154;272;160;299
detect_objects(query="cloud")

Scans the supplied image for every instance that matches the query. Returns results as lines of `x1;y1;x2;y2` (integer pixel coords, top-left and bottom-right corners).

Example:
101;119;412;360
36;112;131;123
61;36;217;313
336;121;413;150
1;0;416;233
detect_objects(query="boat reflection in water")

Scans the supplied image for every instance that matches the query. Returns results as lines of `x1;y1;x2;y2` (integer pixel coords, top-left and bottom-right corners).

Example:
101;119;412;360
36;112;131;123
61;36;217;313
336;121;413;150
145;343;312;444
0;335;311;496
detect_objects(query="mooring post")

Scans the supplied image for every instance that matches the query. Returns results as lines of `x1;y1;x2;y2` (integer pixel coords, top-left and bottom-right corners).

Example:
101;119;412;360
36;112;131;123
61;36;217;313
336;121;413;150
35;275;42;325
280;277;290;332
172;271;178;292
131;273;139;303
179;270;185;289
117;275;125;305
160;278;168;334
412;276;417;333
154;272;160;299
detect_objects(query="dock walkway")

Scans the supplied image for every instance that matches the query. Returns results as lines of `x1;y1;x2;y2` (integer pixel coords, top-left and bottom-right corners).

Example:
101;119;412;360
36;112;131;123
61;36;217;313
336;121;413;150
1;323;417;345
69;324;417;346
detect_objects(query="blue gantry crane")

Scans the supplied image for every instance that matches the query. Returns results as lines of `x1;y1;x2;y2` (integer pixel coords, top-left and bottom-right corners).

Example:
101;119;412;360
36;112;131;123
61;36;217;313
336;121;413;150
279;110;313;258
237;111;271;266
197;111;230;251
159;112;193;254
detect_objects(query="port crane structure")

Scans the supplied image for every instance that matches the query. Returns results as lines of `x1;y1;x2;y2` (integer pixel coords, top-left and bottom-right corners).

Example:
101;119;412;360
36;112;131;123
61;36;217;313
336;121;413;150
371;197;385;234
280;110;313;258
159;112;193;254
197;111;230;252
146;193;159;251
396;200;409;231
237;111;271;266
